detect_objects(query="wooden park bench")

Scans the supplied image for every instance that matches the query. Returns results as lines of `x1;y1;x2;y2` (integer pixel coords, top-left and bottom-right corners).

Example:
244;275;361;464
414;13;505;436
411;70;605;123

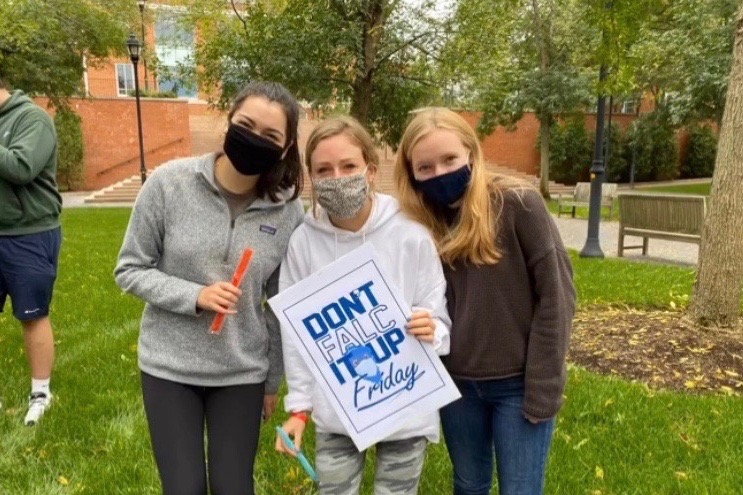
557;182;618;218
618;192;707;257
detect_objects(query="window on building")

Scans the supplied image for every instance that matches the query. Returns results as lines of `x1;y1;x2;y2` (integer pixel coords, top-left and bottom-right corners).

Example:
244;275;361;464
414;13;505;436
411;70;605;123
116;63;135;97
621;99;636;114
155;12;197;98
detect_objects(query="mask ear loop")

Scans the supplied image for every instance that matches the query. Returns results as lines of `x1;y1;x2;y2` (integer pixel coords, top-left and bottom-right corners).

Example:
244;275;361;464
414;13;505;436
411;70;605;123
309;175;320;219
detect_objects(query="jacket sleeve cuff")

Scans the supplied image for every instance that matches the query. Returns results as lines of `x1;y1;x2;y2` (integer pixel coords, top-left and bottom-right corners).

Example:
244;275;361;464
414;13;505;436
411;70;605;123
265;373;283;395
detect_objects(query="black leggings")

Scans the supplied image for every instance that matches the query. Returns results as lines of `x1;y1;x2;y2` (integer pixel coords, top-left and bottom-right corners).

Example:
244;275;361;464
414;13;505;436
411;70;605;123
141;372;264;495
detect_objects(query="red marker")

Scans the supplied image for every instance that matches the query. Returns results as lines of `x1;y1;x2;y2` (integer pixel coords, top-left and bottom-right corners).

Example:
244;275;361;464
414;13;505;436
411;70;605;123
210;248;254;334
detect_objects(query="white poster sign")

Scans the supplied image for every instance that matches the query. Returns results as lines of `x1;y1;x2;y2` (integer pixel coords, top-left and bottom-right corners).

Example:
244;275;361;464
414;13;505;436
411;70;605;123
269;243;460;451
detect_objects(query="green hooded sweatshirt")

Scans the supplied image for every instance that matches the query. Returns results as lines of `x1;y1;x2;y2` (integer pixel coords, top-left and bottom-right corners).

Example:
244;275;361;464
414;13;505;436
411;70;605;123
0;90;62;235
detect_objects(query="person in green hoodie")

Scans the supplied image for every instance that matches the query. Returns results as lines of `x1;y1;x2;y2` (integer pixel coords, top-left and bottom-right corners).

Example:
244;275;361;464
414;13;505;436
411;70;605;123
0;77;62;426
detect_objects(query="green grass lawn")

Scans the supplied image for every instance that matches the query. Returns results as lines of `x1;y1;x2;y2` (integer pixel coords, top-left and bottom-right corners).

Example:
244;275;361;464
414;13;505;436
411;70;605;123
547;181;712;222
546;199;620;222
1;208;742;494
640;182;712;196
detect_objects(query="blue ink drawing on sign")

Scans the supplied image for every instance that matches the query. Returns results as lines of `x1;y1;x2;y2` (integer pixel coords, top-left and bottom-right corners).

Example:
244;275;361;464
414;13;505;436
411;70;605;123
344;345;382;384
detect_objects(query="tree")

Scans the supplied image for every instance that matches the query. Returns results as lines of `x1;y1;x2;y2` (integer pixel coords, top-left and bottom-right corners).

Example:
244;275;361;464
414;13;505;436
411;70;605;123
442;0;593;198
628;0;738;126
183;0;450;147
688;2;743;328
0;0;137;107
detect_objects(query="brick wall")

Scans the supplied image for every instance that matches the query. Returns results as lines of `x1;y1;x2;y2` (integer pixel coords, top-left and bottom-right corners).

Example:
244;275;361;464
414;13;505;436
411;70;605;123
458;111;541;175
459;111;643;176
35;97;191;190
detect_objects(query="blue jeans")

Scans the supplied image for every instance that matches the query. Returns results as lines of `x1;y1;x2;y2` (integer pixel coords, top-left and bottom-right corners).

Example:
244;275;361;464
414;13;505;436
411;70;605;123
441;376;555;495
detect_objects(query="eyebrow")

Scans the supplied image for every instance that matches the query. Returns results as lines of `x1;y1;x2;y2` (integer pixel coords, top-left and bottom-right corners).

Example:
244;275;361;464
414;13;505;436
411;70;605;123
236;114;285;138
314;157;362;166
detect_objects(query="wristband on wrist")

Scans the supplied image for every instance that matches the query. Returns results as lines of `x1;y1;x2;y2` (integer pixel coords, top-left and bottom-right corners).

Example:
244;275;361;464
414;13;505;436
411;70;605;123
291;411;310;423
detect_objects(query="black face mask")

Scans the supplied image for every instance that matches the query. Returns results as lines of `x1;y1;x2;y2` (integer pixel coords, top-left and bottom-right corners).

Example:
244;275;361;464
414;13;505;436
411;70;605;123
223;124;284;176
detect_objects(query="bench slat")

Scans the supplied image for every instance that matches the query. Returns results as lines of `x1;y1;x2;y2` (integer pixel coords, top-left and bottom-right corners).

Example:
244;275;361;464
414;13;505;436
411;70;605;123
617;193;706;256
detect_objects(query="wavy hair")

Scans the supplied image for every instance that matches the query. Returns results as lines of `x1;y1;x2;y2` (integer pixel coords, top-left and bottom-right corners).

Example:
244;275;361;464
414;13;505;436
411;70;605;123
395;107;532;265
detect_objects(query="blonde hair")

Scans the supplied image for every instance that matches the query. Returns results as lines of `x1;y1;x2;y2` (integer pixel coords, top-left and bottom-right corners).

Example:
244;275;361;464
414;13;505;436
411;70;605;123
305;116;380;218
395;107;532;266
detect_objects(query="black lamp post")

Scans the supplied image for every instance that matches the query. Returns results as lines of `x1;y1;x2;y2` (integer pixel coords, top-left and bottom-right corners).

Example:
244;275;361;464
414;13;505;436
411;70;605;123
580;1;613;259
579;65;607;258
127;33;147;185
138;0;149;91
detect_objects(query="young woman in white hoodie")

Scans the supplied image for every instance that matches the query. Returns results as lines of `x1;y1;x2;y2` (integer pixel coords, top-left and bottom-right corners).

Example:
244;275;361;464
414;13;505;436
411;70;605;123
275;116;451;495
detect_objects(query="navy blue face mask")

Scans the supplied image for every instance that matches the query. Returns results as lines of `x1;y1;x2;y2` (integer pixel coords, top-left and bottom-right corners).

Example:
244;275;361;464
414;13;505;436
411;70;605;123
413;165;472;207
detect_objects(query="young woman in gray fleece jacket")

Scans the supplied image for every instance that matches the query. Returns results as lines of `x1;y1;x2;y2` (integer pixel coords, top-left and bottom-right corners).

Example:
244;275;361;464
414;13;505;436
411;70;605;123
114;81;304;495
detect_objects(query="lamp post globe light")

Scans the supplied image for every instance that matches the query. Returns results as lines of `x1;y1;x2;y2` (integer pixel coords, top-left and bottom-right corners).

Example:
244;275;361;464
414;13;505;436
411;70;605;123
127;33;147;185
138;0;149;91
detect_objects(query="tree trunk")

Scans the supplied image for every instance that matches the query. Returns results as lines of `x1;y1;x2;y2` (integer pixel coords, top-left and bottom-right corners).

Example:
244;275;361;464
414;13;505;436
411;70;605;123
351;75;374;125
532;0;551;199
349;0;386;125
687;4;743;328
539;118;551;199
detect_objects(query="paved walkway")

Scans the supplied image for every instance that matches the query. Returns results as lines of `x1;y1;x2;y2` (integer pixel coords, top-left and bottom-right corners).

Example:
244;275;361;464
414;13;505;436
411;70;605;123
555;216;698;266
61;192;699;266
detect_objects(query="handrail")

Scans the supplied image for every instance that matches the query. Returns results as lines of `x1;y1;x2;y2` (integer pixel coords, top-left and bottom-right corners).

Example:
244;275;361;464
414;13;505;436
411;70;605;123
96;137;185;177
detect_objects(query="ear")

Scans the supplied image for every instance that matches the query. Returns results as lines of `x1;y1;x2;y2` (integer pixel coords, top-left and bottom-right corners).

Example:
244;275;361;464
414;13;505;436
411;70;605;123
366;163;378;186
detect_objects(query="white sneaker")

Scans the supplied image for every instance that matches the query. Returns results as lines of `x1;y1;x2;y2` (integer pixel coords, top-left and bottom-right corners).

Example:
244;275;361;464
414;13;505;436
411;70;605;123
24;392;52;426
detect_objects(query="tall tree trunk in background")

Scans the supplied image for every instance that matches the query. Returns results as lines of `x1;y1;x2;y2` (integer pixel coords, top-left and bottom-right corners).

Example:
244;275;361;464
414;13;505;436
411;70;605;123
350;0;387;125
533;0;552;199
539;117;551;198
688;3;743;328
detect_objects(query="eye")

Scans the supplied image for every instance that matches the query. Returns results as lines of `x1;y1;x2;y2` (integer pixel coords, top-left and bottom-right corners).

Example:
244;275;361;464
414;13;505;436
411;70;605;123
265;133;283;145
446;155;458;163
416;163;432;173
238;118;254;130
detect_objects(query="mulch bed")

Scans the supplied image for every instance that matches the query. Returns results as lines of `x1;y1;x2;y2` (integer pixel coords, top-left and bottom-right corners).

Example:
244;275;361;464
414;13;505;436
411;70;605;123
569;308;743;395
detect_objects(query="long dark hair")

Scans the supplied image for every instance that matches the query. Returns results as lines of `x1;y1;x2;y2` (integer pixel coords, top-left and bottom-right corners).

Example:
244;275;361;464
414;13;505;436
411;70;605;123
226;81;303;201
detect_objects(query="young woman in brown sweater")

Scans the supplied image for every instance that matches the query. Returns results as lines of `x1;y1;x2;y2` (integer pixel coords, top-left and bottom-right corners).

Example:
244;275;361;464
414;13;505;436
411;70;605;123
394;107;576;495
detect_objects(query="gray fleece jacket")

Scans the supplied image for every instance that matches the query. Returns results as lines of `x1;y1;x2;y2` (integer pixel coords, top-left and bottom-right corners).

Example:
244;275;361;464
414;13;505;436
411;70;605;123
114;153;304;392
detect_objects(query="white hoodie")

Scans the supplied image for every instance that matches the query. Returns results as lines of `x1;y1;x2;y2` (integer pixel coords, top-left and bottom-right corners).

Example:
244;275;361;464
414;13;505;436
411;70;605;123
279;193;451;444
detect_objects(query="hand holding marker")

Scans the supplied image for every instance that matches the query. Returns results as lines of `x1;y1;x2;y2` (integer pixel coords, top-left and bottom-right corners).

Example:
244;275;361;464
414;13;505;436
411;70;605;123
210;248;254;335
276;426;319;482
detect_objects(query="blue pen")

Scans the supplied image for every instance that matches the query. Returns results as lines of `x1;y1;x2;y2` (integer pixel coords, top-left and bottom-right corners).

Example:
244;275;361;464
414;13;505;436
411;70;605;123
276;426;319;482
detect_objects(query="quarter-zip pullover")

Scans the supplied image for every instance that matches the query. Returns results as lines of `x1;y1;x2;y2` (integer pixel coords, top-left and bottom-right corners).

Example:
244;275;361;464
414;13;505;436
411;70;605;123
115;153;304;392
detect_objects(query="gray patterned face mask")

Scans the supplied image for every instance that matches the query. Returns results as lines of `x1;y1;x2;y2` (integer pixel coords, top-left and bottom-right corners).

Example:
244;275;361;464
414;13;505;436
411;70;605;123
313;170;369;219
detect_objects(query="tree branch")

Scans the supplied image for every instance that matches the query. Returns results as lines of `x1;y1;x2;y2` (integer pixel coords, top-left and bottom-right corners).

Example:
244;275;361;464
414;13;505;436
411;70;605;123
374;31;433;70
230;0;248;32
395;73;436;86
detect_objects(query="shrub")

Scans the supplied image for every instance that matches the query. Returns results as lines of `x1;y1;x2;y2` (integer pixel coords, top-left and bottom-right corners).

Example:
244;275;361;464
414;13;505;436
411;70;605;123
680;125;717;178
624;111;679;182
127;89;178;98
549;116;592;185
54;107;84;191
601;122;630;183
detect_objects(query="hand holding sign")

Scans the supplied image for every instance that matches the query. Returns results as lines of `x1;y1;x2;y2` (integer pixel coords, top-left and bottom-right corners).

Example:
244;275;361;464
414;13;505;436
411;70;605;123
405;310;435;343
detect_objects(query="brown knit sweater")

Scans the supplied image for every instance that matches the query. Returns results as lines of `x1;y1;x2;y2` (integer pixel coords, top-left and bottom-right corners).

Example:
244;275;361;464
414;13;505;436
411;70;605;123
442;188;576;420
